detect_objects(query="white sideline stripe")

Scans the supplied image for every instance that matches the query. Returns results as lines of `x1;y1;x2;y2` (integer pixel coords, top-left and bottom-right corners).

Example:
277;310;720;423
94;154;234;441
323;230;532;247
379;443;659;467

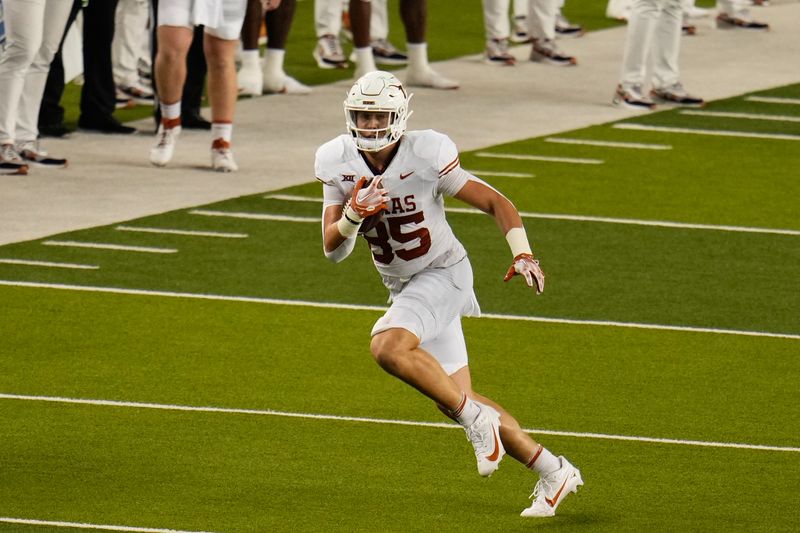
190;209;318;223
264;195;800;236
1;280;798;340
614;123;800;141
463;169;535;178
0;259;99;270
679;110;800;123
746;96;800;105
545;137;672;150
1;393;797;454
476;152;604;164
116;226;248;239
42;241;177;254
0;517;218;533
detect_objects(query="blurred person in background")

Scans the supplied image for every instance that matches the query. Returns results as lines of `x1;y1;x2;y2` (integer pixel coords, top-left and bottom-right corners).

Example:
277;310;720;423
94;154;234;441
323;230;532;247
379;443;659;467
0;0;73;174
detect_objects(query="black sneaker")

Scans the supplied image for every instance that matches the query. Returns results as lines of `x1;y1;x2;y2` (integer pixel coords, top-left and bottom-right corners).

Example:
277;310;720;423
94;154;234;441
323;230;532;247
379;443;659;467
38;124;73;138
0;144;29;175
17;142;68;168
78;115;137;135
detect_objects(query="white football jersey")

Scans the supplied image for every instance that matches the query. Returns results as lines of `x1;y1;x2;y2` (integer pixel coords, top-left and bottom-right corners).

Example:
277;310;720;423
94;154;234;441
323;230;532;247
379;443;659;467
316;130;469;279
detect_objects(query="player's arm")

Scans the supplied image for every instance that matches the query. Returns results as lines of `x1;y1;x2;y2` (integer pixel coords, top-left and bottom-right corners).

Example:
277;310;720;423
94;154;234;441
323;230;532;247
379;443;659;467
453;176;545;294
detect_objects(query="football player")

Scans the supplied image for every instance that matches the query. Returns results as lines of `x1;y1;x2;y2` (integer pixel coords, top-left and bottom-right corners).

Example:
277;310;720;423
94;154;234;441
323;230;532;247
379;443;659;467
316;71;583;517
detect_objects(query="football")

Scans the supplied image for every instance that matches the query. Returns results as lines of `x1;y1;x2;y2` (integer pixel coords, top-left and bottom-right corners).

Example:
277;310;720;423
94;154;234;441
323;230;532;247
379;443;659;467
358;211;384;234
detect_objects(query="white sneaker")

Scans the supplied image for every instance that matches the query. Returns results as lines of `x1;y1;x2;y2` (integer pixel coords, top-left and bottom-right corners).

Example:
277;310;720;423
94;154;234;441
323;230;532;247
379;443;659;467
510;15;530;43
464;404;505;477
150;124;181;167
238;62;263;96
405;67;459;90
211;139;238;172
520;456;583;517
313;34;348;69
263;73;312;95
484;39;516;66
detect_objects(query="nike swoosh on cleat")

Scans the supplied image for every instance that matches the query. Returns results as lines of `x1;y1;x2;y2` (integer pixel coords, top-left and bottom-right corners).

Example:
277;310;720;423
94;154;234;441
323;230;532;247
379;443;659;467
545;475;571;507
486;429;501;462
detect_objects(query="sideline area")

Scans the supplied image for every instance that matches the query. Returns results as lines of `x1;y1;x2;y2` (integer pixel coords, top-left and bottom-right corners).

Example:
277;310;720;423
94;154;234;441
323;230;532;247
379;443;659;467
1;1;798;246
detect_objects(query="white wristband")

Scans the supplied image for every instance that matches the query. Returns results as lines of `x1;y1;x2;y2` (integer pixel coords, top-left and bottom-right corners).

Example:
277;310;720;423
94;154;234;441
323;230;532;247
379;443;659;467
505;227;533;257
337;204;363;238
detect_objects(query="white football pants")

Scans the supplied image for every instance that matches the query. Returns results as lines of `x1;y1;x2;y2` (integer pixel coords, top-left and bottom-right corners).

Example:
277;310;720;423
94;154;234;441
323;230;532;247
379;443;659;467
483;0;558;41
0;0;73;145
112;0;150;88
619;0;682;90
314;0;390;40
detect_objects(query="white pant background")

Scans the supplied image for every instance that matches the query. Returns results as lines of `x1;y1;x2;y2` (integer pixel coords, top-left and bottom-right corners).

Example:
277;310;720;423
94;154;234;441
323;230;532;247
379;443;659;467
619;0;682;89
158;0;247;40
314;0;389;40
112;0;150;88
482;0;559;41
0;0;72;145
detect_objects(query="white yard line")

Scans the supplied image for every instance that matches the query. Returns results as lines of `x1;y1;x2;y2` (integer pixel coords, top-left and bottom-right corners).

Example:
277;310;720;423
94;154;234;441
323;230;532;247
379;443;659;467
475;152;604;164
463;169;535;178
116;226;248;239
614;123;800;141
1;280;798;340
42;241;177;254
1;393;797;453
679;110;800;123
0;517;219;533
263;194;800;236
545;137;672;150
189;210;318;223
0;259;98;270
745;96;800;105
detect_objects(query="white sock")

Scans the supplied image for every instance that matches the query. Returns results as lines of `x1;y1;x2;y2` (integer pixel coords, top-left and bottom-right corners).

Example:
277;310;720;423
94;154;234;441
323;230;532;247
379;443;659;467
211;123;233;143
354;46;377;75
526;445;561;475
160;101;181;121
241;49;261;68
452;393;481;427
406;42;429;72
263;48;286;80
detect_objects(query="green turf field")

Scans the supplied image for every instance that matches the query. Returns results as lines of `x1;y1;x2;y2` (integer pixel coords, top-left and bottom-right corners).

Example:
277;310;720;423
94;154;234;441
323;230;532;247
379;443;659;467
2;81;798;532
4;4;800;529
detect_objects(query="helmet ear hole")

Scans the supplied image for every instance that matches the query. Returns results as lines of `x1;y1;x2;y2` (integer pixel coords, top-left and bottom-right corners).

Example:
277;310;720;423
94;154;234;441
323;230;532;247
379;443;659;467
343;71;411;152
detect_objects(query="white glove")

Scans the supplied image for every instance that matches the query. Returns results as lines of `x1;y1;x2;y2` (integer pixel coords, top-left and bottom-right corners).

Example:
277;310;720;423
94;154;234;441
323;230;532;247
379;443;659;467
351;176;389;218
503;253;545;295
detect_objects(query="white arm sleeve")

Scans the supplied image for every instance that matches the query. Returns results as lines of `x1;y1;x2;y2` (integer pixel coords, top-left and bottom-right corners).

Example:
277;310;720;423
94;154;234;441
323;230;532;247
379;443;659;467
321;183;357;263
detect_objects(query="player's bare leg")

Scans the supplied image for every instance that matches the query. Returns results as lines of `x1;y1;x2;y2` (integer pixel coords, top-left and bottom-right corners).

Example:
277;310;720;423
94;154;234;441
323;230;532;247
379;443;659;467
371;328;464;407
151;26;193;167
203;33;238;171
371;327;505;476
449;366;583;517
349;0;377;77
400;0;458;89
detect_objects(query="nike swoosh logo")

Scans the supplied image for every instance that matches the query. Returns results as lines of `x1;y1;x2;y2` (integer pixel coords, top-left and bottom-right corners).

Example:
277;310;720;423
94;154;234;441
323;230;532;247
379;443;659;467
486;428;501;462
545;474;573;507
399;171;414;180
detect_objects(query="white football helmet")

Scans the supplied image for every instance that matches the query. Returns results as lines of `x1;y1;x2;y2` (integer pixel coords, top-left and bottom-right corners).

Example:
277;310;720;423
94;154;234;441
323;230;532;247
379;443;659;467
344;71;413;152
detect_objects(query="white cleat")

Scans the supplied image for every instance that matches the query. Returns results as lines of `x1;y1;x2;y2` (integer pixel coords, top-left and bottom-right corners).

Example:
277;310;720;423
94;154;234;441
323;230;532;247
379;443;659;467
150;125;180;167
263;74;312;95
405;67;459;90
211;139;238;172
464;403;505;476
521;456;583;517
238;62;263;96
